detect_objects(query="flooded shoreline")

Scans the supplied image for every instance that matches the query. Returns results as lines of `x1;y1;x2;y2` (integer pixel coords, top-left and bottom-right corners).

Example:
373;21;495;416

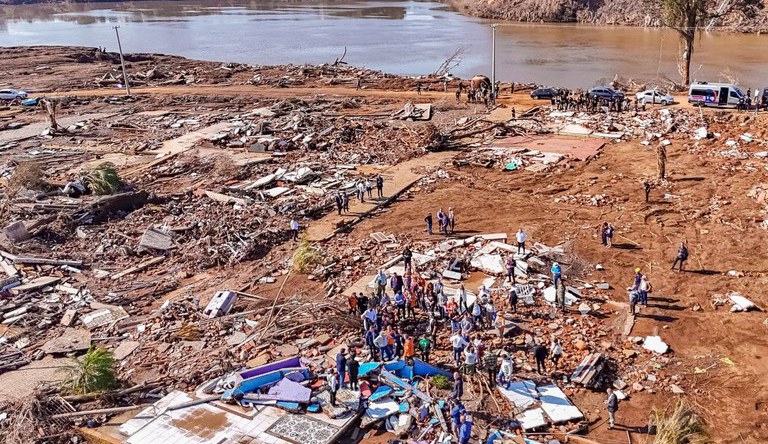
1;0;767;88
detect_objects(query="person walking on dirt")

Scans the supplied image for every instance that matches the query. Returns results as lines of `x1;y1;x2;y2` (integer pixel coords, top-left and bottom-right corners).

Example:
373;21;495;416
638;274;651;306
376;174;384;198
606;388;619;429
533;343;548;374
416;83;422;95
448;207;455;233
516;228;527;254
484;349;498;386
365;177;373;199
341;192;350;213
600;221;609;246
356;180;366;203
290;219;299;241
671;242;688;272
451;371;464;400
455;86;461;103
606;223;614;247
335;193;343;216
356;77;361;90
550;338;563;368
425;212;433;235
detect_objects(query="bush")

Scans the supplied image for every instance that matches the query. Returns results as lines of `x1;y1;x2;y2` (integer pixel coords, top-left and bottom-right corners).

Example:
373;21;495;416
80;162;122;195
7;162;46;196
292;236;323;273
431;375;453;391
651;399;710;444
61;347;117;395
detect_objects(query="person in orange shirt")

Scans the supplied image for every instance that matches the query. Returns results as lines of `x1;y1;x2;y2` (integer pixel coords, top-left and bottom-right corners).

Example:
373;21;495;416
403;334;415;360
407;290;418;318
347;292;358;315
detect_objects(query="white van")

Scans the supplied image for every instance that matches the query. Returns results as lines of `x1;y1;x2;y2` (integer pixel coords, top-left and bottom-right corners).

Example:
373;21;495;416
688;82;745;108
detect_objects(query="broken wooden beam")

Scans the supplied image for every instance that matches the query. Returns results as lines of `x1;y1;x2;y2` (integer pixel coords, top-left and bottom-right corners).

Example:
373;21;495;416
111;256;165;280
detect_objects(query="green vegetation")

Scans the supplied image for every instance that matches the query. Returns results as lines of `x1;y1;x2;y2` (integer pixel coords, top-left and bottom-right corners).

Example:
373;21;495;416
61;347;118;395
80;162;122;195
430;375;453;390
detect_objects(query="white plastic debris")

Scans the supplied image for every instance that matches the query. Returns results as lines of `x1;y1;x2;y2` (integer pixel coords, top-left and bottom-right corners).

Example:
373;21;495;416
642;336;669;354
729;293;757;312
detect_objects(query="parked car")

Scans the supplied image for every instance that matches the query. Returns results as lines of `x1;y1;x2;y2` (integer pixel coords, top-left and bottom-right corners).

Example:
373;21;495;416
587;87;624;100
530;87;559;100
635;89;674;106
0;89;28;101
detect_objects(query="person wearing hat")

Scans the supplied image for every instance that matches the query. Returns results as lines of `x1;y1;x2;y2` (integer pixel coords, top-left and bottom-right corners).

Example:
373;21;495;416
551;262;562;287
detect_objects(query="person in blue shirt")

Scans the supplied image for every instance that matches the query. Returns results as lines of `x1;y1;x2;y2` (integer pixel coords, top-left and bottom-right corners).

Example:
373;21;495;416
551;262;562;286
459;413;473;444
450;400;465;434
376;270;387;298
394;291;406;320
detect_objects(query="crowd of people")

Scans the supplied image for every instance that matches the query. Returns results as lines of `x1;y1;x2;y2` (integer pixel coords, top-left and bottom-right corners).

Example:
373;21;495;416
326;215;692;439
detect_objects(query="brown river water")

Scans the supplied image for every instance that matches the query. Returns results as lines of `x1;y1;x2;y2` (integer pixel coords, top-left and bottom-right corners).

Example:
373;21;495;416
1;0;766;89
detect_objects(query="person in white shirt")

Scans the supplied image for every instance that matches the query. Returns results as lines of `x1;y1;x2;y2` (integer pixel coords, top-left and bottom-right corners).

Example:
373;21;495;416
463;345;477;374
471;301;483;327
516;228;527;254
498;354;515;387
450;333;468;366
290;219;299;241
550;338;563;368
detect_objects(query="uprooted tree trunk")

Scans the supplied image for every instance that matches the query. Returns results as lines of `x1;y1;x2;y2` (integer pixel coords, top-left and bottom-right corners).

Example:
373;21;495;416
39;97;59;131
657;144;668;180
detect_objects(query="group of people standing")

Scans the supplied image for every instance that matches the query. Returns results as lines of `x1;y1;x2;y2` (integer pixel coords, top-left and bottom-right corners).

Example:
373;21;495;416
335;175;385;215
425;207;456;236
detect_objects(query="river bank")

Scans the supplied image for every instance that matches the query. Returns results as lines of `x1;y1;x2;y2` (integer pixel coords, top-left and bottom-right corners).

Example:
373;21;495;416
447;0;768;33
2;1;768;89
1;45;767;444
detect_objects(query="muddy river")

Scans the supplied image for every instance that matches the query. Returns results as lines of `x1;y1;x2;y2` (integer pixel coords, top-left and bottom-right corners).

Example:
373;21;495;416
1;0;766;88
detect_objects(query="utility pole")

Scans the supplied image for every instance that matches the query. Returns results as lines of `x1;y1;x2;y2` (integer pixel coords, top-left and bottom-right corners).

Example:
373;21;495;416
113;26;131;96
491;23;497;98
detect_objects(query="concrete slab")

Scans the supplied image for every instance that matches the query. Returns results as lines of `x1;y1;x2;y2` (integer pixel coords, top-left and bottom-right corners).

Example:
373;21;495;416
537;384;583;423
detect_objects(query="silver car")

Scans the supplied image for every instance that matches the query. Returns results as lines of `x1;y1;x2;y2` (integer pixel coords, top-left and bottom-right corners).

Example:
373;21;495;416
635;89;674;106
0;89;28;101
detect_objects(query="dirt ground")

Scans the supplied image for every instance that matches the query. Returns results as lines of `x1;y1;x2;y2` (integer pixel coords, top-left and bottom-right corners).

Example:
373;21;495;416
2;46;768;443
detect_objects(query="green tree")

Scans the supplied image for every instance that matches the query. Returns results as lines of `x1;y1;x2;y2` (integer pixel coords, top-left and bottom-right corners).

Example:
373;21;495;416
662;0;709;86
61;347;118;394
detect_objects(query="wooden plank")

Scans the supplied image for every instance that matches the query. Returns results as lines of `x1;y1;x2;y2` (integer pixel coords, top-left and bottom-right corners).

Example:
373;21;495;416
10;276;60;294
204;190;246;206
111;256;165;280
12;256;83;267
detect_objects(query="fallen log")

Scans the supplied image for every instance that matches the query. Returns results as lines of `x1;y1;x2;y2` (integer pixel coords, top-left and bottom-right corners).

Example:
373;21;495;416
51;404;144;419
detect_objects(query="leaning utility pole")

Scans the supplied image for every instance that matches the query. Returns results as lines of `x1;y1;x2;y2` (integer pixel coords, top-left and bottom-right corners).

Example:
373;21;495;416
113;26;131;96
491;23;497;97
